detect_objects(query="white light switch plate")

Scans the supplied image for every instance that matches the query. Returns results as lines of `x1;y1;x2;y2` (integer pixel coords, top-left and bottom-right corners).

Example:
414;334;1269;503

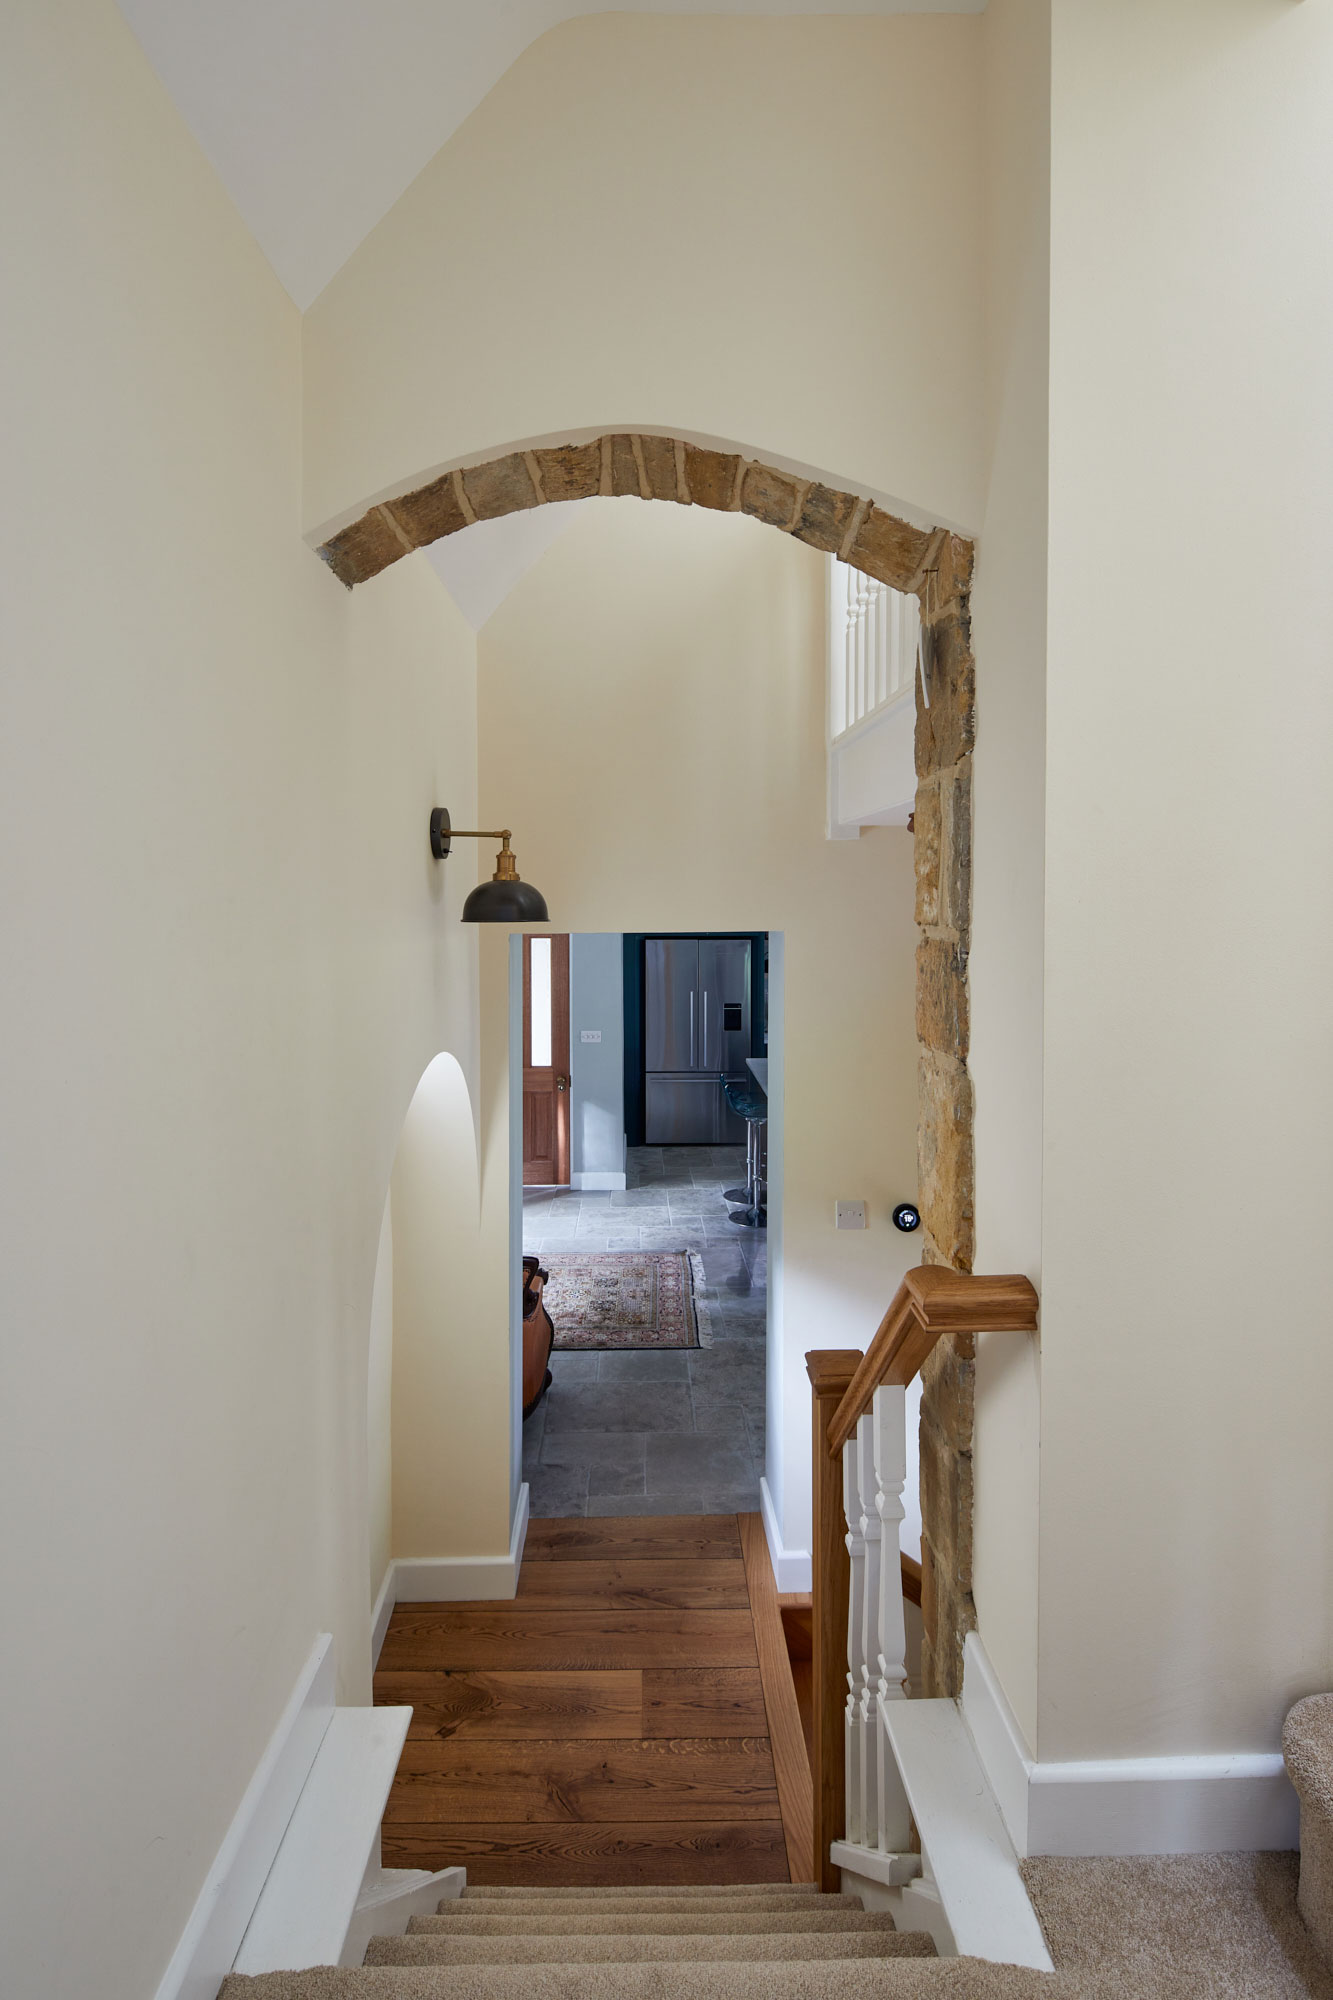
836;1200;867;1230
580;1030;602;1043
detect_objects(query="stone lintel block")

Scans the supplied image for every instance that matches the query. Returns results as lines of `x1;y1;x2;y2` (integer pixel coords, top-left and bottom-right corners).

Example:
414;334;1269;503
919;1537;937;1647
848;505;933;592
914;778;942;928
920;1334;976;1457
920;1419;973;1596
639;435;680;502
741;461;803;531
945;761;973;948
921;1572;974;1700
462;452;539;521
929;533;975;615
319;508;407;588
918;1051;975;1273
684;443;741;511
533;442;601;503
792;482;860;554
915;612;976;777
610;433;642;498
385;473;467;549
917;937;970;1060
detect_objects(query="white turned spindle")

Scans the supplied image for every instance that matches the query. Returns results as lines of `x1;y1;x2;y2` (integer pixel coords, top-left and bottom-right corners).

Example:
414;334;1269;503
856;1410;882;1847
872;1382;913;1852
843;1431;866;1845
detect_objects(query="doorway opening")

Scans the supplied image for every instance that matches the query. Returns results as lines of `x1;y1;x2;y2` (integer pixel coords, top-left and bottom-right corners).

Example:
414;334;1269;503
515;929;775;1521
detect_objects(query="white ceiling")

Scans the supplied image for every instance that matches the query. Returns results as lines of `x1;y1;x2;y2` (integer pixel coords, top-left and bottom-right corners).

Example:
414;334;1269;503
116;1;987;308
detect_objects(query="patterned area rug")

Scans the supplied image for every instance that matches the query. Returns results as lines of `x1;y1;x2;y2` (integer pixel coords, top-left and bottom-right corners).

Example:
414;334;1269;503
541;1250;712;1351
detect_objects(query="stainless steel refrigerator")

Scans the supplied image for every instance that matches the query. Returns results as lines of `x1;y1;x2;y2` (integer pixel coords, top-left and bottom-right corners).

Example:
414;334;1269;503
644;937;752;1144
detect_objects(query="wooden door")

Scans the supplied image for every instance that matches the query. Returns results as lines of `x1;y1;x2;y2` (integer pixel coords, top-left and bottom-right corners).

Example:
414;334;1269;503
522;933;570;1186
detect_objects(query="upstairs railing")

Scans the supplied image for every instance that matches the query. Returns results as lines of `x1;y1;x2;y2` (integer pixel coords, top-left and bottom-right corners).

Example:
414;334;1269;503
828;556;920;740
805;1267;1040;1890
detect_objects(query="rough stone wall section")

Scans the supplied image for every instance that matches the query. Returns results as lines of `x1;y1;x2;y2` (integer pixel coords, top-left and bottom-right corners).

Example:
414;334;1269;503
319;437;979;1698
912;533;977;1699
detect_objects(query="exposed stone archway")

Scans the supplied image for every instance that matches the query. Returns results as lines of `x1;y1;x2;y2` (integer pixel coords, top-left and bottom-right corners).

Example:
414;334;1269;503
323;431;978;1697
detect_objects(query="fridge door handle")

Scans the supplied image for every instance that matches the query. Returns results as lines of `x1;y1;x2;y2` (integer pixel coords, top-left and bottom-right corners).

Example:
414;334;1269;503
690;991;696;1067
702;990;709;1066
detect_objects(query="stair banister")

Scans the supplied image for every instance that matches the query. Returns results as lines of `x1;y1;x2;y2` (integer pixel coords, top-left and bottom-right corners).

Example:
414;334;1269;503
805;1266;1040;1890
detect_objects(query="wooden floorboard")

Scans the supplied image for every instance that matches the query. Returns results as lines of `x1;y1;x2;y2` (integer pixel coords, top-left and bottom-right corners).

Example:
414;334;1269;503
521;1515;742;1562
514;1559;750;1610
379;1608;758;1672
386;1737;778;1822
374;1671;644;1741
379;1822;792;1885
374;1514;785;1886
641;1669;769;1738
739;1511;815;1884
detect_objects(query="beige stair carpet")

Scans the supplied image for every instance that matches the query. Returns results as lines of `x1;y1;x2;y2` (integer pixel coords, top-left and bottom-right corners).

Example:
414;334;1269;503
441;1897;861;1915
220;1962;1076;1998
1023;1851;1333;1999
406;1911;904;1936
1286;1694;1333;1970
366;1933;937;1966
459;1884;830;1899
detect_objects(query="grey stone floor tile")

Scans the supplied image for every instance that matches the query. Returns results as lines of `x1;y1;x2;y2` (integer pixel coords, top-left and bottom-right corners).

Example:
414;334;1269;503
698;1478;763;1512
545;1381;695;1434
541;1429;647;1497
597;1348;691;1382
689;1385;764;1434
585;1489;707;1518
549;1350;599;1384
527;1463;590;1517
646;1432;754;1489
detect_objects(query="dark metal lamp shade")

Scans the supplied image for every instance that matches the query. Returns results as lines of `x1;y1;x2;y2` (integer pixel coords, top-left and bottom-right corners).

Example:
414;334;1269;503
462;876;549;924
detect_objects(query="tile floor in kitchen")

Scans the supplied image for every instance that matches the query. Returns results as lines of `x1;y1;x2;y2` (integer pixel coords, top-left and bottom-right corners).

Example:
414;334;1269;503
521;1144;766;1519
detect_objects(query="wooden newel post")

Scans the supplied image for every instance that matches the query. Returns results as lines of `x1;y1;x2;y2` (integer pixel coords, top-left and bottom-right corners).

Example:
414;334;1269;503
806;1349;862;1893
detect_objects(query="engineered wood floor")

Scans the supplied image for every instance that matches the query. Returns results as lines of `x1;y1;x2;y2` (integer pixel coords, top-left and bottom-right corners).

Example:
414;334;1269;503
374;1512;801;1886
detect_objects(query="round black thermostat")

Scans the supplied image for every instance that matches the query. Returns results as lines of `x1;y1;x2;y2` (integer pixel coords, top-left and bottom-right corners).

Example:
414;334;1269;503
892;1202;921;1233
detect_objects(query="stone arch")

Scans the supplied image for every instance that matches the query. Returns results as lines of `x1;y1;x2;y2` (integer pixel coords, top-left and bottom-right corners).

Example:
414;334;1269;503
331;434;977;1699
317;432;973;608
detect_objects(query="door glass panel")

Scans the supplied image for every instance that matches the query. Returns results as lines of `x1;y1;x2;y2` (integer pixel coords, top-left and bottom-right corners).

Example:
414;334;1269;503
530;937;552;1067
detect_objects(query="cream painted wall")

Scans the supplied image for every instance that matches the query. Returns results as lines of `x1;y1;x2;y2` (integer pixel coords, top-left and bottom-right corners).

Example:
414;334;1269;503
368;1195;394;1602
0;5;491;1993
965;0;1051;1754
1036;0;1333;1760
390;1051;512;1558
302;11;984;540
477;500;920;1562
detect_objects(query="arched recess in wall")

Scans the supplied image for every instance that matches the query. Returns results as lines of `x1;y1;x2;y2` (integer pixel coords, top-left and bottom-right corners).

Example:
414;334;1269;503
367;1051;510;1594
335;430;978;1700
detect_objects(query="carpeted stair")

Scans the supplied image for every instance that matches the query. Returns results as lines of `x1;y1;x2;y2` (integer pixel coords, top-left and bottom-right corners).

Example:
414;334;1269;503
218;1881;1080;1999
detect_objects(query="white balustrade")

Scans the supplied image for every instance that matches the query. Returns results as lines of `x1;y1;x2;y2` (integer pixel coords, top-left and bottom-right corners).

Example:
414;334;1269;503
829;557;920;744
843;1431;867;1846
857;1410;882;1848
837;1382;913;1858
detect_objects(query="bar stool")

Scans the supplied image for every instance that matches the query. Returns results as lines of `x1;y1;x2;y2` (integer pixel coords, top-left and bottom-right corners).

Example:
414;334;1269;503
720;1073;766;1228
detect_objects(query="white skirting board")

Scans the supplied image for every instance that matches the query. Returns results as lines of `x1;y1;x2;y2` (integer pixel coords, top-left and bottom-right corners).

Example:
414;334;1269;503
152;1635;335;2000
961;1632;1299;1857
370;1565;396;1670
759;1475;812;1595
373;1484;530;1667
571;1170;627;1190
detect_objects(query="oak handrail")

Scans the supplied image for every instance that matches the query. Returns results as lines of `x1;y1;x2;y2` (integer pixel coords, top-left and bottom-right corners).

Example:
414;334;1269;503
825;1265;1039;1457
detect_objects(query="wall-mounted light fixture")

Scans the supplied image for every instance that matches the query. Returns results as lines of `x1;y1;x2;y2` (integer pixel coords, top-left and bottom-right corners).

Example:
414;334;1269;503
429;807;550;923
